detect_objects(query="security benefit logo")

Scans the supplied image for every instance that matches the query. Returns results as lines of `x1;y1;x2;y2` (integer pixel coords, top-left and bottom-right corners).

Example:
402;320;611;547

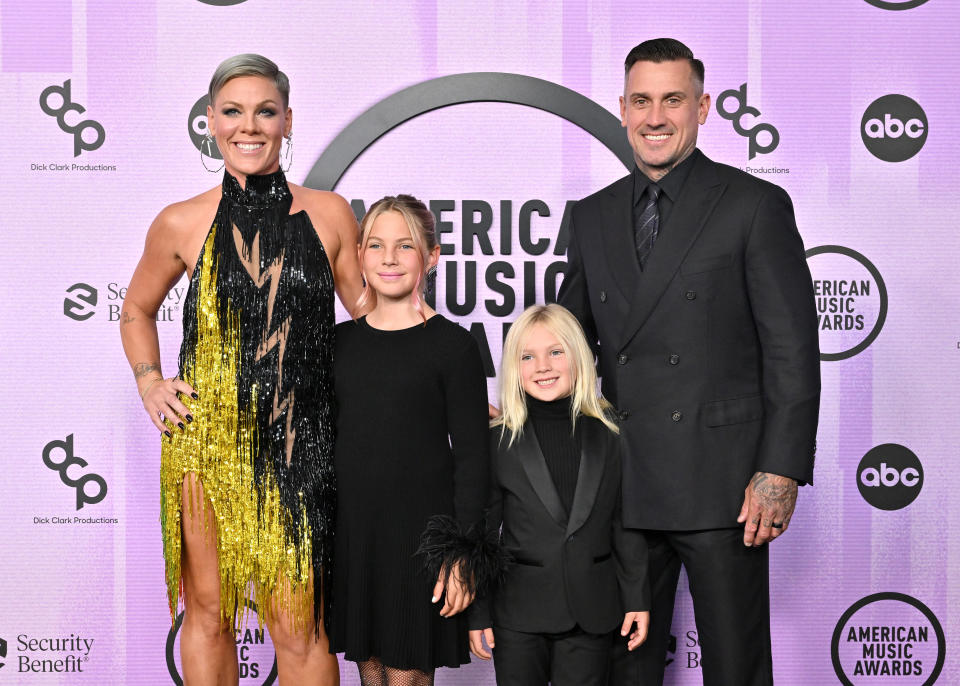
42;434;107;511
167;602;277;685
62;282;184;322
857;444;923;511
188;94;223;163
861;95;927;162
39;80;105;157
833;593;944;684
805;246;887;362
3;633;95;675
716;83;779;160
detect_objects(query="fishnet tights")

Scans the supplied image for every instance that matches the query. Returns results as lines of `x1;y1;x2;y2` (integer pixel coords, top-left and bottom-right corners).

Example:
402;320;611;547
357;656;435;686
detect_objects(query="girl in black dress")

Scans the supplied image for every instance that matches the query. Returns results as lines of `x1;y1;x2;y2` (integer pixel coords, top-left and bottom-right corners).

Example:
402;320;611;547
332;195;503;686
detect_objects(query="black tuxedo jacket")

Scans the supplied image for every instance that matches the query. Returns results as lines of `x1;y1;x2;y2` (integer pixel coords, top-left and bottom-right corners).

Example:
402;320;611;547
558;150;820;531
469;417;649;635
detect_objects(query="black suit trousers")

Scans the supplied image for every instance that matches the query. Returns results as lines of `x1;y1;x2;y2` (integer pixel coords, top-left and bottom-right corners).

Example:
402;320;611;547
609;528;772;686
495;626;613;686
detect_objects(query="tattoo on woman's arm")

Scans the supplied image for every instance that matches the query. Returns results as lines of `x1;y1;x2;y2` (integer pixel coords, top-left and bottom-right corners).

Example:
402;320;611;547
120;312;136;326
133;362;161;379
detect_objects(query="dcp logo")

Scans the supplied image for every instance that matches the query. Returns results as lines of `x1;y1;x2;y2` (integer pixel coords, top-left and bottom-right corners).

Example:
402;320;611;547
42;434;108;510
863;0;930;10
857;443;923;511
64;283;98;321
188;94;222;160
0;635;6;670
861;94;927;162
716;83;779;159
39;80;106;157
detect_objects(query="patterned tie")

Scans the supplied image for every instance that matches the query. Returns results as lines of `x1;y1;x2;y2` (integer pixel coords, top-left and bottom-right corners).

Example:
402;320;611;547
634;184;661;270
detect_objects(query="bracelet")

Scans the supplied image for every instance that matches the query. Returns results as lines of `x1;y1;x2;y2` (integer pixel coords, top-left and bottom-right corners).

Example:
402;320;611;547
139;376;164;400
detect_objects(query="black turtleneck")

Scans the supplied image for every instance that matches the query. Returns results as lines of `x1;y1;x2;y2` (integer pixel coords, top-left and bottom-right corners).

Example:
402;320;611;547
527;394;581;514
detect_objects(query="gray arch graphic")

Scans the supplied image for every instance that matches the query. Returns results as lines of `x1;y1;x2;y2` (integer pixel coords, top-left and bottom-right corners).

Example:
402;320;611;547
304;72;633;191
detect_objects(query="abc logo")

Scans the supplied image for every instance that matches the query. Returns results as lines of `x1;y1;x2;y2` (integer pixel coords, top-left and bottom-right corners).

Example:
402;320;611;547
856;443;923;511
861;94;927;162
188;94;222;160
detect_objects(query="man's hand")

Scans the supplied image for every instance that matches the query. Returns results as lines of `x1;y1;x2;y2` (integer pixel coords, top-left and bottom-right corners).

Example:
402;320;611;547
621;611;649;651
469;627;495;660
737;472;798;546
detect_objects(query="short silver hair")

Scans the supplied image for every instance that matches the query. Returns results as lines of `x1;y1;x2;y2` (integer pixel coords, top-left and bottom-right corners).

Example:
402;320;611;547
208;54;290;107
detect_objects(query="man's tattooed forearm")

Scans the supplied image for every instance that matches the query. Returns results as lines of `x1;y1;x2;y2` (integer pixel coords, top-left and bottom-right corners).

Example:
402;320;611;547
133;362;161;379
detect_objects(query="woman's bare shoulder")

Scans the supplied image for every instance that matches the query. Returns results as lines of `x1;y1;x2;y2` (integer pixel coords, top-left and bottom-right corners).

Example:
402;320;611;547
150;185;222;236
290;184;354;218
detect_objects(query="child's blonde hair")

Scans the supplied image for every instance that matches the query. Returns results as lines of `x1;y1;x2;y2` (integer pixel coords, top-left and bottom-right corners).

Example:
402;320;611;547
494;304;618;445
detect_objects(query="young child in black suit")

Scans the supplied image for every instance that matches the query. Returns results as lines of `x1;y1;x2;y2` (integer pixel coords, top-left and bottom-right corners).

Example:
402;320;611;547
469;304;649;686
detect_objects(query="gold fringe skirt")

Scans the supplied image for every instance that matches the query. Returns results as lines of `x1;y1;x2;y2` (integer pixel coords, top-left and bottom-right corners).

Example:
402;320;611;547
160;227;313;631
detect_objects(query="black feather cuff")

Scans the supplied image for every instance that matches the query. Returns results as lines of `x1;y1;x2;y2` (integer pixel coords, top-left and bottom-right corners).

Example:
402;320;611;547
416;514;511;597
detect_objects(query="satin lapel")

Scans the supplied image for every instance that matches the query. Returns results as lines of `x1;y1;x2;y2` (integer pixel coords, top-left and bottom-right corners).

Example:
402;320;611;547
600;175;641;300
566;420;606;536
515;426;567;528
619;155;725;349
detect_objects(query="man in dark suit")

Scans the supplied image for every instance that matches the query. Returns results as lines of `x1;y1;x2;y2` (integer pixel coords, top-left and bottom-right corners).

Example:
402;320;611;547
558;38;820;685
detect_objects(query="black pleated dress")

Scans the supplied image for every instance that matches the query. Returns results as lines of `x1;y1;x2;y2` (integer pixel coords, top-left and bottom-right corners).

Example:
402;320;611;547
331;314;490;671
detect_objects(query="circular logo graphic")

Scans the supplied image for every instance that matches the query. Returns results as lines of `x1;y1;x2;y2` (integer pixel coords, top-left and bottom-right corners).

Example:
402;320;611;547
188;94;222;160
863;0;930;9
833;592;944;685
861;94;928;162
304;72;633;191
805;245;887;361
166;600;277;685
857;443;923;510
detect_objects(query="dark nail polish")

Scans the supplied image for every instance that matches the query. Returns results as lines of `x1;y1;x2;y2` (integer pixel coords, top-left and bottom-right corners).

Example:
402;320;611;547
177;422;185;430
164;430;172;438
186;414;193;423
191;392;199;400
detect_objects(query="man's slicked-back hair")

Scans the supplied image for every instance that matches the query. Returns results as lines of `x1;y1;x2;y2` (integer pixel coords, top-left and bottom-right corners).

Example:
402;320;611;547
624;38;704;93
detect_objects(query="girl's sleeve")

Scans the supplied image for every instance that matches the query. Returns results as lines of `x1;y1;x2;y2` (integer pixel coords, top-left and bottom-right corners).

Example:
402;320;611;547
417;332;508;597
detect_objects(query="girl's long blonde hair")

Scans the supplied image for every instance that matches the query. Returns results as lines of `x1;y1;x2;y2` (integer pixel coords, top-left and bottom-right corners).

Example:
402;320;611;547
493;304;618;445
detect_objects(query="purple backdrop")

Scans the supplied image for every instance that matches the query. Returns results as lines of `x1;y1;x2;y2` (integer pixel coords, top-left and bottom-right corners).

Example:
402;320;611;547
1;0;957;683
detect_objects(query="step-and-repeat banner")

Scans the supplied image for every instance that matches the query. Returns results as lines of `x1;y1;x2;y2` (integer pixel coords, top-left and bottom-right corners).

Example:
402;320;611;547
1;0;957;683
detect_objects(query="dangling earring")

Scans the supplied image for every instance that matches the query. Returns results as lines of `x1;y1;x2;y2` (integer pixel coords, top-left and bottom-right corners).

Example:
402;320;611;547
201;133;223;173
425;265;438;295
360;272;367;288
282;132;293;173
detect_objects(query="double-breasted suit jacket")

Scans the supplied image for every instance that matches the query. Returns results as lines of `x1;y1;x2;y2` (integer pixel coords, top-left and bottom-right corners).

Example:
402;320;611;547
470;417;649;635
559;150;821;530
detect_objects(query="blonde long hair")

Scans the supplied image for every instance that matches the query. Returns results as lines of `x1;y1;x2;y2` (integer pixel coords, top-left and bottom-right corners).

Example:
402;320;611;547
494;304;618;446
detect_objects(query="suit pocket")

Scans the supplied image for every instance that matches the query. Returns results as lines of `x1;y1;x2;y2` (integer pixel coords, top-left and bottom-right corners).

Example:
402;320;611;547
703;394;763;427
680;253;733;275
593;552;612;564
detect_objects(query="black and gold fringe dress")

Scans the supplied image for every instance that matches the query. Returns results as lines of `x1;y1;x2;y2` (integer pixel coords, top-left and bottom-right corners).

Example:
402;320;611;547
160;169;335;633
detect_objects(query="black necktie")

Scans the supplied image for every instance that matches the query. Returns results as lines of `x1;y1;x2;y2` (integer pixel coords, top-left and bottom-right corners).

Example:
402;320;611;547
634;184;660;270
